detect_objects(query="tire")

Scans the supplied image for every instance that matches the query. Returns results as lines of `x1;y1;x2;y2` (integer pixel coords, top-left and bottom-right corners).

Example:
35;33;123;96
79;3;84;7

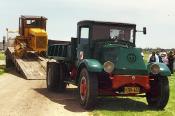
58;63;67;92
78;68;98;110
46;62;66;92
146;76;169;110
6;54;14;69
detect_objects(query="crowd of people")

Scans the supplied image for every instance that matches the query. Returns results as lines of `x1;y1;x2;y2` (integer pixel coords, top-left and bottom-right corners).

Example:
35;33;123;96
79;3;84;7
148;51;175;74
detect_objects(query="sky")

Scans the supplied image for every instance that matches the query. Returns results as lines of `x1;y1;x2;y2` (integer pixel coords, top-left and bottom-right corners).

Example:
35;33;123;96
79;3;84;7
0;0;175;48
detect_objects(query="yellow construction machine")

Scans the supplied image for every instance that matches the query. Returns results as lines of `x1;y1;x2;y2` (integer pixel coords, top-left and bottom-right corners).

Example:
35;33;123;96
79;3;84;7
15;15;48;57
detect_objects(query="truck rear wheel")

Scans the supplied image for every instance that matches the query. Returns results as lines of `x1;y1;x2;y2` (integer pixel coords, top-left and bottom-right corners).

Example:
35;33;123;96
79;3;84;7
146;76;169;110
46;62;66;92
78;68;98;110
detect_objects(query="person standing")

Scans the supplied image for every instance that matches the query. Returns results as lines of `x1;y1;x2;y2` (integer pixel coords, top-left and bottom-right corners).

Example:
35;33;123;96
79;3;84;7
168;51;174;74
161;52;169;66
148;51;159;63
156;51;163;63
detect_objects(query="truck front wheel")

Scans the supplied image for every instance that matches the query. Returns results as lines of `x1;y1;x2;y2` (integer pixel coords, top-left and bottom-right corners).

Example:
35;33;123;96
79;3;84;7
146;76;169;110
78;68;98;110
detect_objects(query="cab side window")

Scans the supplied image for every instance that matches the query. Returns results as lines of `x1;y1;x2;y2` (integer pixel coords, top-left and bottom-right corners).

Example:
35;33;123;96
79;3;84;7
80;27;89;44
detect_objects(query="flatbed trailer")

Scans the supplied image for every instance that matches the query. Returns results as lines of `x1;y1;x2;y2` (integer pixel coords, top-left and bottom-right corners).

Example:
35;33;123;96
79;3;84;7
6;47;48;80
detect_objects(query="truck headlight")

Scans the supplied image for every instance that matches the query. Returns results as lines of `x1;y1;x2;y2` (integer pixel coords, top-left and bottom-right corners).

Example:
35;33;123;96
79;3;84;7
150;64;160;74
104;61;115;73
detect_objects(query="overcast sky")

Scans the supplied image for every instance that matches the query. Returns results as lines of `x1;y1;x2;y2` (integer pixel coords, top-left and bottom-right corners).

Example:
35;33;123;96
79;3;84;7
0;0;175;48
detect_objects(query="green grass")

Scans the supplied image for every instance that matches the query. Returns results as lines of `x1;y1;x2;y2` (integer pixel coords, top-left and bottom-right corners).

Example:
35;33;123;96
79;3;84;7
0;52;5;60
143;52;149;64
0;69;5;75
0;52;5;75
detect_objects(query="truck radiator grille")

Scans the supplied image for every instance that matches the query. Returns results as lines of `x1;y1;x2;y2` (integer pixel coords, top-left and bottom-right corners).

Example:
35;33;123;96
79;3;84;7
36;37;47;49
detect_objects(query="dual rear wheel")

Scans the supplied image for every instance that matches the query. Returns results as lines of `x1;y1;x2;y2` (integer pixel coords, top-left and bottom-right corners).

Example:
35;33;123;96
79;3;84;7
46;62;66;92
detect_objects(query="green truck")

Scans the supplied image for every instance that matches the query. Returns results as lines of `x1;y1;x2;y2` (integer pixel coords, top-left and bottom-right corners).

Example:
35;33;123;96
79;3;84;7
47;20;170;110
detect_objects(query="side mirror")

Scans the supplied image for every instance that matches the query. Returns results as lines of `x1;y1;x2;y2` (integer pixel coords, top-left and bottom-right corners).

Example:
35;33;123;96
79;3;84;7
143;27;146;35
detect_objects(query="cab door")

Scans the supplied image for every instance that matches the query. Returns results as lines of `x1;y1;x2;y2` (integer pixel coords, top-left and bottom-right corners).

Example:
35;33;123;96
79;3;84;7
77;26;90;61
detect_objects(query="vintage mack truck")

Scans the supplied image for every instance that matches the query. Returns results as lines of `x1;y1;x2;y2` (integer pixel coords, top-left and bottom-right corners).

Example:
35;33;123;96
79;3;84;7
46;20;170;110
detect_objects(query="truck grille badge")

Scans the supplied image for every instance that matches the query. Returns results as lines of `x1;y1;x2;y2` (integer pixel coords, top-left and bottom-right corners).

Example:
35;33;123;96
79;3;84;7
132;76;135;80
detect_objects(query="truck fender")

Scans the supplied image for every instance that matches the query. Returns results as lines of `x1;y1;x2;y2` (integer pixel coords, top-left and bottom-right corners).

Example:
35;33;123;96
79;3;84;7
78;59;103;72
147;63;171;77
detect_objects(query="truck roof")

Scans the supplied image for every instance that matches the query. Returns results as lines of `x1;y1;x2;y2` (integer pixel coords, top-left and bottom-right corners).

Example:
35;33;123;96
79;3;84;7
78;20;136;27
20;15;47;20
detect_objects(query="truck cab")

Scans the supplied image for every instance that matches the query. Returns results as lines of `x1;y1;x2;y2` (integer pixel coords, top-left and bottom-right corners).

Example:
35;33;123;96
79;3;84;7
76;21;145;74
15;15;48;57
77;20;136;48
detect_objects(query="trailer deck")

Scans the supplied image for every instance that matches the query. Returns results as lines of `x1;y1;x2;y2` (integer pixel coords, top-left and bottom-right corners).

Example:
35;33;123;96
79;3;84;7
6;47;48;80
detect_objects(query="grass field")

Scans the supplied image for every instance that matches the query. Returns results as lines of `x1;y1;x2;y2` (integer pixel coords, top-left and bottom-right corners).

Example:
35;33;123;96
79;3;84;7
0;69;5;75
92;53;175;116
0;52;5;60
0;52;5;75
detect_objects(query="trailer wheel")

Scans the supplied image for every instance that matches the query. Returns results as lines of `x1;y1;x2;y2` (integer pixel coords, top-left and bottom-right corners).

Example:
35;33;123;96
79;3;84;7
46;62;66;92
78;68;98;110
6;54;14;69
146;76;169;110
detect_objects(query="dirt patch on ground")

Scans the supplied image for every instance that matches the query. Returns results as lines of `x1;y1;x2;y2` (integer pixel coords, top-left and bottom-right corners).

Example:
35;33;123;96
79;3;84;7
0;70;88;116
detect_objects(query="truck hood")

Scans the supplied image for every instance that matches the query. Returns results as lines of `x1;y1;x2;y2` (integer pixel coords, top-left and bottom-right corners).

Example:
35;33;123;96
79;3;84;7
100;44;148;75
29;28;47;36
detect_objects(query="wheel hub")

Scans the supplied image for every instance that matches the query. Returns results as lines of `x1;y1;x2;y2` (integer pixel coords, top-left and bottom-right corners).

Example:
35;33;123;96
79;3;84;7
80;76;87;101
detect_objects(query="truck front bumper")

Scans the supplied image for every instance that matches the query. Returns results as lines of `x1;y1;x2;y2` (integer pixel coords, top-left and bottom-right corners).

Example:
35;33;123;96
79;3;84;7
110;75;150;92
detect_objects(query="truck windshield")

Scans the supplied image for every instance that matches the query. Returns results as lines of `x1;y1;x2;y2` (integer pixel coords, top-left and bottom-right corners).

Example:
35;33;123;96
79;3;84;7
26;19;43;27
92;25;135;43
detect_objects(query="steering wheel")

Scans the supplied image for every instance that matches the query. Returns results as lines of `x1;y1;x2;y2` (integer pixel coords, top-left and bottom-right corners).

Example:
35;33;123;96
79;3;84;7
112;36;118;40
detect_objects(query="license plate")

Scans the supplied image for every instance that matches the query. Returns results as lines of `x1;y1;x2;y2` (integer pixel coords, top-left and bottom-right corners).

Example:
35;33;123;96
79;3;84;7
124;87;140;94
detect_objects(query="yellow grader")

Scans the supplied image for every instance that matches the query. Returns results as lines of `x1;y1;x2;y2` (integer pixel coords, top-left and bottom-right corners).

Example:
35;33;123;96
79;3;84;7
15;15;48;57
